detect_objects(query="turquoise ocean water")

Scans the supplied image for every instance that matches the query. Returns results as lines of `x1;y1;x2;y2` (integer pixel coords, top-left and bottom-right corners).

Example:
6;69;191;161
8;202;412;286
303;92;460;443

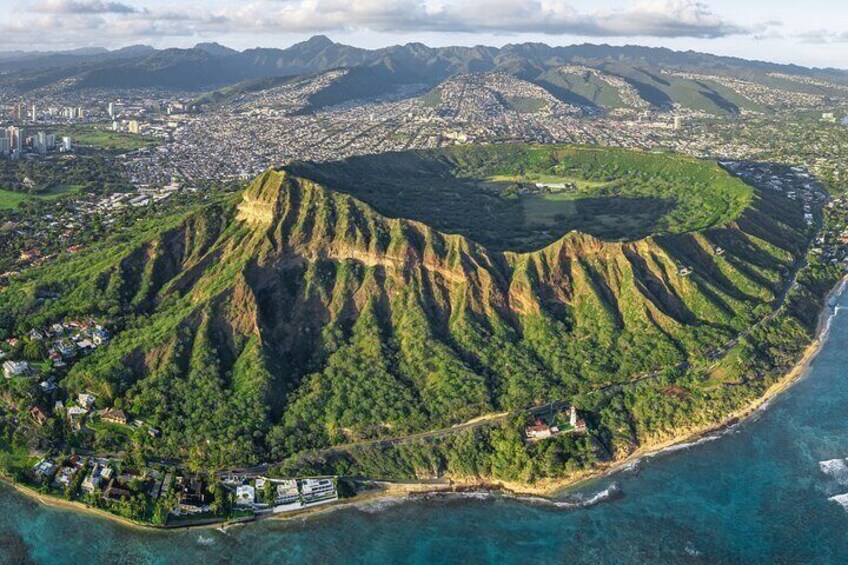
2;287;848;564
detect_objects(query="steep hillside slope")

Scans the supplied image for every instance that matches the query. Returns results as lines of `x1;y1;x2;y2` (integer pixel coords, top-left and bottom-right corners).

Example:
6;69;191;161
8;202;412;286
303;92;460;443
0;149;810;469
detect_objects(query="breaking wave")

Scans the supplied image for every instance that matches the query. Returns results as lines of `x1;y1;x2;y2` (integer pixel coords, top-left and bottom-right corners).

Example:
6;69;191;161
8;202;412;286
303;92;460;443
354;496;408;514
828;493;848;512
819;458;848;485
515;483;622;510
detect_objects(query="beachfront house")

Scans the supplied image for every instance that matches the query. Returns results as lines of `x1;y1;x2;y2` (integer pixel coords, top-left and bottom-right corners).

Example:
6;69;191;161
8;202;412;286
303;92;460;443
275;480;300;505
82;464;106;494
33;458;57;480
300;478;337;502
236;484;256;506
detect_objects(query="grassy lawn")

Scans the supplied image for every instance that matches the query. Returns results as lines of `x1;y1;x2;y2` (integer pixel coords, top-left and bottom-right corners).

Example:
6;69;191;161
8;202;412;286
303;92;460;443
505;96;548;113
55;125;158;152
487;174;614;191
0;190;30;210
0;185;81;210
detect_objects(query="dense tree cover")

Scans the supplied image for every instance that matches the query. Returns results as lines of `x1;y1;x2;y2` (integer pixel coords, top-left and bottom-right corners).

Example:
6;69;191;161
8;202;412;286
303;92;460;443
0;155;131;195
0;145;827;489
127;318;270;470
272;415;598;485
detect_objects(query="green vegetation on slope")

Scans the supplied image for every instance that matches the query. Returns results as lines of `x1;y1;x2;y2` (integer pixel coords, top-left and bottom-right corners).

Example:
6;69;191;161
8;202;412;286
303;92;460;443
0;144;811;479
535;68;626;109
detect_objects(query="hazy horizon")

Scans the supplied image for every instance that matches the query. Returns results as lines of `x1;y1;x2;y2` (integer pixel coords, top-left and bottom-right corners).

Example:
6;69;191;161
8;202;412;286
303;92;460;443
2;0;848;69
1;34;846;73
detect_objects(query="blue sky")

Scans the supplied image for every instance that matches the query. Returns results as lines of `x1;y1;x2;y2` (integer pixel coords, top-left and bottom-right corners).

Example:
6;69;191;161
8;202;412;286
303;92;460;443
2;0;847;68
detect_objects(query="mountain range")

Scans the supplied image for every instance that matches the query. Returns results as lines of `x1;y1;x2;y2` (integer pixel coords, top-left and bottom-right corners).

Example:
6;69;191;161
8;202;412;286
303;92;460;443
4;36;848;116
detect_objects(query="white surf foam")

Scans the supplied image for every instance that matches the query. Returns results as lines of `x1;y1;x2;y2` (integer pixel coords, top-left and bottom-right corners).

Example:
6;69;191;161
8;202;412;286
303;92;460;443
828;493;848;511
196;535;215;546
354;496;407;514
413;491;494;502
684;541;702;557
515;483;621;509
651;432;724;456
819;458;848;485
623;460;640;473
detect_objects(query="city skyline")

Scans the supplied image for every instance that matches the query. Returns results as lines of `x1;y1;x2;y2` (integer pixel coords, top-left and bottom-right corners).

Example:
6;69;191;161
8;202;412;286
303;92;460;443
2;0;848;69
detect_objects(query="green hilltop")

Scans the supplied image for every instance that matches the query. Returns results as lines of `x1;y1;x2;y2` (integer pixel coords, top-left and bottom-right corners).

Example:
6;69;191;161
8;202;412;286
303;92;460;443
0;144;819;482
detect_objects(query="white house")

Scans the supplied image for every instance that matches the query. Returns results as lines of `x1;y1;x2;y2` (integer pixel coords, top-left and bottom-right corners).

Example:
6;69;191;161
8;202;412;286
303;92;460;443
78;393;96;409
67;406;88;420
236;484;256;506
275;480;300;505
3;360;30;379
81;464;104;494
300;478;337;502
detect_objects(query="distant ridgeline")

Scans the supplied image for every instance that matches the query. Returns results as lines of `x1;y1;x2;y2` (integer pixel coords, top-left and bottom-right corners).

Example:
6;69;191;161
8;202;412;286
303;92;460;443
0;144;828;485
6;38;848;117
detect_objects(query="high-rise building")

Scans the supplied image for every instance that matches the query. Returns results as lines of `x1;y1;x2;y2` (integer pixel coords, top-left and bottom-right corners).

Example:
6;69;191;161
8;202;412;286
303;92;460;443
35;131;48;154
0;133;10;156
673;116;684;130
45;133;56;150
128;120;140;134
7;126;21;151
15;104;26;122
108;102;115;119
31;104;37;122
62;136;72;152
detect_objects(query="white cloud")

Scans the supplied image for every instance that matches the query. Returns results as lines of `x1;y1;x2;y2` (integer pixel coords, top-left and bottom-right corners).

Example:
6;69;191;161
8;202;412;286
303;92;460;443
227;0;747;38
0;0;773;51
30;0;140;14
795;29;848;44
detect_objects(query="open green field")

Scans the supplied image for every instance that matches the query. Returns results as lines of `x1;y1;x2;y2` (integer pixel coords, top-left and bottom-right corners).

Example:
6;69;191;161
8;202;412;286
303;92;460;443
55;125;158;152
0;185;80;210
505;96;549;113
487;174;614;191
289;144;754;251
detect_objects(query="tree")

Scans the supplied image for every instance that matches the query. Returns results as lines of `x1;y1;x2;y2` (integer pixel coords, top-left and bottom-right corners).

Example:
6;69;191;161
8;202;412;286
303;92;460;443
23;339;47;361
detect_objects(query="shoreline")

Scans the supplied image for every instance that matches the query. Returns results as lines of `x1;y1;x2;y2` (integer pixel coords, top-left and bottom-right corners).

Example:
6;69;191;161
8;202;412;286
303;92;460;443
1;479;156;532
2;276;845;530
482;274;848;498
486;274;848;498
